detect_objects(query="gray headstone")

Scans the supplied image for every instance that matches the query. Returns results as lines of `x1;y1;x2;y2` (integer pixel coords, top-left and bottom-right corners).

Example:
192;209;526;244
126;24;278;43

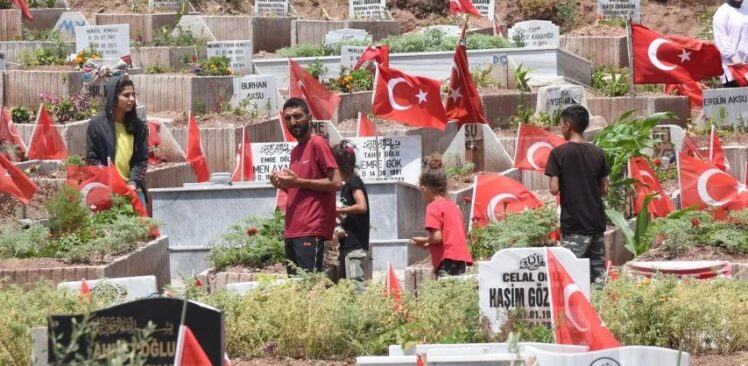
206;40;253;75
323;28;370;48
470;0;496;20
348;0;388;19
148;0;181;9
173;15;216;41
75;24;130;59
341;46;367;69
479;247;590;333
56;276;158;301
535;84;586;117
53;11;89;42
421;25;461;37
700;87;748;127
255;0;289;17
349;135;422;185
231;75;279;111
597;0;641;22
508;20;560;48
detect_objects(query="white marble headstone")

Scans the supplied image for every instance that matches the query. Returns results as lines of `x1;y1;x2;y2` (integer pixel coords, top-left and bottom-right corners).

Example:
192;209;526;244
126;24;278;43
148;0;181;9
255;0;289;17
57;276;158;301
348;0;388;19
597;0;641;22
323;28;370;47
341;46;367;69
700;87;748;127
508;20;559;48
349;135;422;185
53;11;89;42
536;84;586;117
231;75;279;111
75;24;130;58
206;40;253;74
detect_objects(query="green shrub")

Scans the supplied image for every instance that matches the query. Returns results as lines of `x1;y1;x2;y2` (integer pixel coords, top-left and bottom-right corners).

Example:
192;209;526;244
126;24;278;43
470;206;558;259
0;223;51;259
189;56;232;76
46;185;89;235
596;276;748;354
133;26;207;47
208;210;286;270
276;43;327;58
592;67;630;97
145;61;172;74
10;106;32;124
0;0;12;9
644;209;748;256
18;41;67;68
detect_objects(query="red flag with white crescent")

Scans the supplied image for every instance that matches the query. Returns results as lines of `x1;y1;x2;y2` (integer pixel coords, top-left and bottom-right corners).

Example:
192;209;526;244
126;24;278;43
678;153;748;210
445;42;488;126
26;104;68;160
231;127;254;182
709;125;730;172
628;156;675;218
289;59;341;121
353;45;390;70
0;153;37;204
470;173;543;228
186;111;210;183
174;325;212;366
356;113;378;137
0;106;27;159
546;248;620;351
728;64;748;87
372;65;448;130
681;134;704;160
513;123;566;172
448;0;481;17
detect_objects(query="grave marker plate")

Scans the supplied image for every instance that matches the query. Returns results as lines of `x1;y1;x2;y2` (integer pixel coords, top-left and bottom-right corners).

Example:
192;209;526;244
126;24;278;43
53;12;89;42
349;135;421;185
700;87;748;127
471;0;496;20
0;51;5;71
148;0;181;9
536;84;586;117
231;75;278;111
479;247;590;333
507;20;559;48
207;41;253;74
341;46;367;69
323;29;370;47
597;0;641;22
349;0;388;19
421;25;461;38
76;24;130;59
48;298;224;366
255;0;289;17
173;15;215;41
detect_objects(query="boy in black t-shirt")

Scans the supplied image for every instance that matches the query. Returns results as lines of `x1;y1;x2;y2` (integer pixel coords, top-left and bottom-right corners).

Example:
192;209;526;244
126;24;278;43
544;105;610;284
332;140;370;290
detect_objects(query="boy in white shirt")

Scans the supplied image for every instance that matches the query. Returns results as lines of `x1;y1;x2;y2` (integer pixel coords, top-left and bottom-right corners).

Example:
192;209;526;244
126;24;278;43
713;0;748;87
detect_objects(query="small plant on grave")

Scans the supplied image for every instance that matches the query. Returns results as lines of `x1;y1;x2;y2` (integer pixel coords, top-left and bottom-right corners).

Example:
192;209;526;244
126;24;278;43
597;17;627;28
470;206;558;259
0;142;23;162
63;155;86;169
495;103;535;130
304;59;327;81
445;157;475;179
511;29;526;48
10;106;32;124
28;0;57;8
139;25;207;48
189;56;232;76
222;97;265;120
145;60;172;74
556;0;576;34
208;210;286;270
40;93;102;123
65;47;101;69
514;64;532;92
21;28;62;42
19;45;67;68
0;0;12;9
592;67;630;97
471;65;502;89
276;43;327;58
326;66;373;93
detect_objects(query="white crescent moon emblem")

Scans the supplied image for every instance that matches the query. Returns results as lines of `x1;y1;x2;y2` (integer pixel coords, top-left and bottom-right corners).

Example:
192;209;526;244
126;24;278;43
487;193;518;222
697;168;732;206
563;284;590;332
639;170;655;184
451;61;461;81
648;38;677;71
387;77;413;111
527;142;554;170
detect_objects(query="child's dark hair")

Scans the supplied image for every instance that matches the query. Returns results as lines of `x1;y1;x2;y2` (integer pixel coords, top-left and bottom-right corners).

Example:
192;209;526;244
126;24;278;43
332;139;357;176
560;104;589;134
419;153;447;195
282;97;310;115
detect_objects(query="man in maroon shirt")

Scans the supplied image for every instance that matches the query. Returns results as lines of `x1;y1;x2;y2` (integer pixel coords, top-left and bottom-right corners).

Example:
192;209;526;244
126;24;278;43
271;98;342;275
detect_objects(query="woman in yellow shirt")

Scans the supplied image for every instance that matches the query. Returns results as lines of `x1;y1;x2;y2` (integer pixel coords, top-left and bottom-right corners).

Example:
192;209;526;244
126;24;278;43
86;76;149;206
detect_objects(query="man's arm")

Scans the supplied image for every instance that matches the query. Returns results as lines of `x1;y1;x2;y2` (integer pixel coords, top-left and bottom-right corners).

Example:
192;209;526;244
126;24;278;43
277;168;343;192
599;177;609;196
410;229;443;247
337;189;368;215
549;176;560;195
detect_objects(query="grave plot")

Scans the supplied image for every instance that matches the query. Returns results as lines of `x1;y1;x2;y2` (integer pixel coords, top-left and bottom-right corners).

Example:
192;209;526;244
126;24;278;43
130;73;233;114
200;15;294;54
0;9;22;41
95;13;181;43
23;0;69;31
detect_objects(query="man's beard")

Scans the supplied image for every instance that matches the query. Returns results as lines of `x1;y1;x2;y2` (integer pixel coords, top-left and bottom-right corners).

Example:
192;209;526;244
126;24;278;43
290;123;310;138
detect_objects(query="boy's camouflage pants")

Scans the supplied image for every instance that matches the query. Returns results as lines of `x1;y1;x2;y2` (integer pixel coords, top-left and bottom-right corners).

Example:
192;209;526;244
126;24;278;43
560;233;605;284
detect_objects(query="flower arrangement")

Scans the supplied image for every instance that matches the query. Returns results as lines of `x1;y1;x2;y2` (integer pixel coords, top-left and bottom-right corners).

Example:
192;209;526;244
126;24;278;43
66;48;101;69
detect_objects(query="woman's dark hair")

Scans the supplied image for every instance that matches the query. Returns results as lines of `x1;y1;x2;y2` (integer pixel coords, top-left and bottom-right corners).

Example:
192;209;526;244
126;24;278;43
332;140;357;176
114;78;140;134
419;153;447;195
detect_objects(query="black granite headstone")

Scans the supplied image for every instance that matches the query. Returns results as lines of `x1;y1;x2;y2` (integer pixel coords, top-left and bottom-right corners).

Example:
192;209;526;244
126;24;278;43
48;297;224;366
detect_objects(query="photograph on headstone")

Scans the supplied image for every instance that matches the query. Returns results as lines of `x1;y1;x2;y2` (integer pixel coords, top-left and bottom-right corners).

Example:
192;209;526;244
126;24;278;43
255;0;289;17
231;75;279;112
53;12;89;42
700;87;748;127
507;20;559;48
597;0;641;22
75;24;131;59
207;41;253;74
348;0;388;19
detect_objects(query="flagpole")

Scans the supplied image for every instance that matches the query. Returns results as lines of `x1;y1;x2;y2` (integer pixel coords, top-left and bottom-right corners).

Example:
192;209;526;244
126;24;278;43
374;115;381;180
241;126;246;182
626;17;636;98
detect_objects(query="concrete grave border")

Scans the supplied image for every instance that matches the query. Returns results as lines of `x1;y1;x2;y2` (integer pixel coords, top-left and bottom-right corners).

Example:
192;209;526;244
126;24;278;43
0;9;22;41
129;74;233;114
95;13;181;42
560;35;628;68
291;19;400;46
0;41;75;65
200;15;294;53
24;0;69;31
130;45;207;71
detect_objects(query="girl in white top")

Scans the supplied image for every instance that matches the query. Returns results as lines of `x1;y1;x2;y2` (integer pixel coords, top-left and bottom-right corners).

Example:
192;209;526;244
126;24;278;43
713;0;748;86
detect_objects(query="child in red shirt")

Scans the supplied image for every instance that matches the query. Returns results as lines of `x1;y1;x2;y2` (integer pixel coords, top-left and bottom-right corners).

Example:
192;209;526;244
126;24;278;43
410;154;473;277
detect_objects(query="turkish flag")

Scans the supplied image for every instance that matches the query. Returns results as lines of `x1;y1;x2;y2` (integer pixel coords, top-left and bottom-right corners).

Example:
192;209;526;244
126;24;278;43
631;24;722;84
186;111;210;183
546;248;620;351
709;125;730;172
470;173;543;228
385;263;402;312
356;112;378;137
679;153;748;210
513;123;566;172
728;64;748;87
681;134;704;160
628;157;675;218
449;0;481;17
231;127;254;182
26;104;68;160
12;0;32;21
289;59;341;121
445;43;488;126
372;65;448;130
0;106;27;159
353;45;389;70
663;82;704;110
174;325;212;366
278;110;296;143
147;121;162;165
80;278;91;298
0;153;37;204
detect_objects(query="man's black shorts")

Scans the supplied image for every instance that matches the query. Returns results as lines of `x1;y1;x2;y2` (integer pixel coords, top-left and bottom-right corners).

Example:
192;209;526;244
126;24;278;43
284;236;325;275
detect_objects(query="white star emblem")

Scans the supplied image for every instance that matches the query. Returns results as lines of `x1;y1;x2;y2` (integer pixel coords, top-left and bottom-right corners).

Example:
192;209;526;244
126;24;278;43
297;80;304;88
416;89;428;104
448;87;462;102
678;49;691;63
737;183;748;194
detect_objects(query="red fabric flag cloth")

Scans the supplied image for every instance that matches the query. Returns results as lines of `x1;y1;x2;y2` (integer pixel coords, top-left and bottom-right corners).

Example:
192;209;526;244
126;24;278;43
356;113;378;137
513;123;566;172
0;106;27;159
709;125;730;172
0;153;37;204
12;0;32;21
385;263;402;312
278;110;296;143
289;59;341;121
186;112;210;183
628;157;675;218
416;353;427;366
223;353;232;366
448;0;481;17
631;24;723;84
372;65;448;130
663;82;705;110
445;42;488;126
679;152;748;210
728;64;748;87
80;278;91;297
546;248;620;351
681;134;704;160
353;45;390;70
26;104;68;160
470;173;543;227
147;121;162;165
231;127;254;182
174;325;212;366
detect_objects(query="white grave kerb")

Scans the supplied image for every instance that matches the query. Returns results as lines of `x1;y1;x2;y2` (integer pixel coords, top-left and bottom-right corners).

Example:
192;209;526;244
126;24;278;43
53;12;89;42
206;40;253;74
323;29;370;48
255;0;289;17
348;0;388;20
75;24;130;59
479;247;590;333
508;20;560;48
173;16;216;41
231;75;279;111
597;0;641;23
